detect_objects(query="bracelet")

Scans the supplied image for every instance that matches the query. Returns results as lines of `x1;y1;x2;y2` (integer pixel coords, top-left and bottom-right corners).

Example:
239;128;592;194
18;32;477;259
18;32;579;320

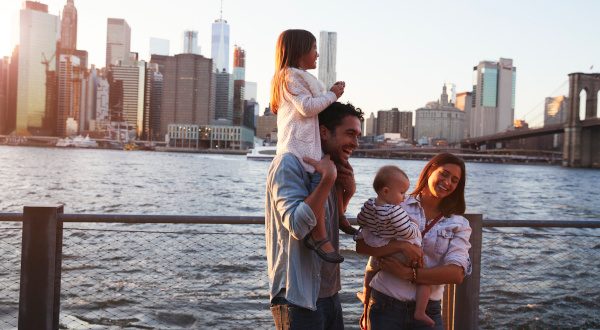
410;267;417;283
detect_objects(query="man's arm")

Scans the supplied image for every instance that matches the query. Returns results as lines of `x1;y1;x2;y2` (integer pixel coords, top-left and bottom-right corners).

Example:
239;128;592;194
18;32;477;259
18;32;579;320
302;155;337;225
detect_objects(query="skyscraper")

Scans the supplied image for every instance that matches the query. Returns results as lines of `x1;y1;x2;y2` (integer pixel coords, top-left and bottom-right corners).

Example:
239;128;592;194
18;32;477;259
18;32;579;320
56;54;82;136
105;18;131;67
214;69;233;123
0;57;8;134
151;54;215;138
232;45;245;126
471;58;516;137
444;82;456;105
455;91;472;138
60;0;77;51
183;30;200;55
211;11;230;72
376;108;412;140
16;1;59;135
108;60;146;136
364;112;376;137
318;31;337;88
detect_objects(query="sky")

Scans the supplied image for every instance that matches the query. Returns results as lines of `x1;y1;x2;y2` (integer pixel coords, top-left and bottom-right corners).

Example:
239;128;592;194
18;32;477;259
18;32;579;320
1;0;599;126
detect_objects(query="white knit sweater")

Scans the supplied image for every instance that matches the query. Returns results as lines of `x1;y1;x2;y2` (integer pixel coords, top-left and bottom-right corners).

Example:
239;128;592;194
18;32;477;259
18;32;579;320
275;67;337;173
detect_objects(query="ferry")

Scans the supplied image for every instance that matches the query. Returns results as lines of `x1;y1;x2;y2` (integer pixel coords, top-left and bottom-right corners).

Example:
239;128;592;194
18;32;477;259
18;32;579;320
56;135;98;148
246;145;276;161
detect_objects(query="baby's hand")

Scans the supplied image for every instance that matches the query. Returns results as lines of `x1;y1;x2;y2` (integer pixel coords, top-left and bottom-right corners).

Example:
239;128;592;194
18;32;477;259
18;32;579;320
330;81;345;98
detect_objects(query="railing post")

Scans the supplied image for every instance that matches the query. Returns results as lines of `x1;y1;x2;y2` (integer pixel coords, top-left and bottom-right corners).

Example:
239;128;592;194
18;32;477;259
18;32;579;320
454;213;482;330
18;205;64;330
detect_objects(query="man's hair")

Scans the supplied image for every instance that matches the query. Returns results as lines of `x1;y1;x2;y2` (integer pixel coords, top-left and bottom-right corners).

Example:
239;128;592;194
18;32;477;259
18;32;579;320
318;102;364;132
373;165;409;193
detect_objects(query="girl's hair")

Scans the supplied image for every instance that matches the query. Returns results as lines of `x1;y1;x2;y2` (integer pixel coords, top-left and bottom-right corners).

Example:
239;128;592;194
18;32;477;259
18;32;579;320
410;153;466;217
270;29;316;114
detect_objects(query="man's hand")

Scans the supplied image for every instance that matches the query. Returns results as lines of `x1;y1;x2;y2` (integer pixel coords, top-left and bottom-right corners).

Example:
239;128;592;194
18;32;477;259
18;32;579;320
304;155;337;183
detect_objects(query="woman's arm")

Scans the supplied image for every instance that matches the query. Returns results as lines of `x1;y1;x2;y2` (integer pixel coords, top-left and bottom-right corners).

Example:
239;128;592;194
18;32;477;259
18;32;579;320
378;257;465;285
356;239;423;264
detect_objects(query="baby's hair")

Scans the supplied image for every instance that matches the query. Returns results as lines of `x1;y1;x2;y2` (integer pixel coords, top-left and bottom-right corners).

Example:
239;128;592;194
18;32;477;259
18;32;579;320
373;165;409;193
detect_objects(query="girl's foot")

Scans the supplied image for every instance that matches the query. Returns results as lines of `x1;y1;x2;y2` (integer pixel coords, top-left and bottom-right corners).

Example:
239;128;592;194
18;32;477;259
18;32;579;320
303;235;344;263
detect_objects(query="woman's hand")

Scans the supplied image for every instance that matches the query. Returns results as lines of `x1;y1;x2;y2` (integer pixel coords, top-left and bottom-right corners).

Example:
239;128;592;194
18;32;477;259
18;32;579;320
379;257;414;281
356;240;423;267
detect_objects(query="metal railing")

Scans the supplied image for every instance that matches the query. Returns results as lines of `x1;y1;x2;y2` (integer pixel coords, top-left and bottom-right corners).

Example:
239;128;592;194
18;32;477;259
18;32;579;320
1;207;599;329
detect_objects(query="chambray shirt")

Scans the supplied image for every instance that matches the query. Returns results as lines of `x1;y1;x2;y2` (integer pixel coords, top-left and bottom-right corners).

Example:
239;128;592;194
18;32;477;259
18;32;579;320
265;153;340;311
369;195;472;302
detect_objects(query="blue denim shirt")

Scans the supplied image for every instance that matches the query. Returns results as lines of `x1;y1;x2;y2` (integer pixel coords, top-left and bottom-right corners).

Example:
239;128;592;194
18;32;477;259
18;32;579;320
265;153;340;311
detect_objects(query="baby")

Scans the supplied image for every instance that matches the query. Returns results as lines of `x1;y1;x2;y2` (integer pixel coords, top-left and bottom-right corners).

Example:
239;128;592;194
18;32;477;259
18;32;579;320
357;165;434;327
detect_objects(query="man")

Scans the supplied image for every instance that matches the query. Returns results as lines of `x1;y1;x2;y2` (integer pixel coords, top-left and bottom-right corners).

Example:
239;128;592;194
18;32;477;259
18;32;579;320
265;102;363;329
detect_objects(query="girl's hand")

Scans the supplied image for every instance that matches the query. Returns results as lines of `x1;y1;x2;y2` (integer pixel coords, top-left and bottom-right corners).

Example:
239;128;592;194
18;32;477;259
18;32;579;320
330;81;345;98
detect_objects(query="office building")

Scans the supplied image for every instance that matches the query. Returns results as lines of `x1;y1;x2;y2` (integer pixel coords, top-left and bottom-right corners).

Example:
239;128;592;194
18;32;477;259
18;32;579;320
211;15;230;72
95;74;110;127
60;0;77;51
376;108;413;141
232;45;245;126
0;57;9;134
151;54;215;138
5;47;19;134
415;85;465;144
183;30;200;55
214;69;233;124
544;95;568;125
108;61;146;136
56;54;83;136
471;58;516;137
106;18;131;67
147;64;163;140
256;114;277;143
16;2;59;135
318;31;337;88
364;112;376;136
455;91;472;138
149;37;170;57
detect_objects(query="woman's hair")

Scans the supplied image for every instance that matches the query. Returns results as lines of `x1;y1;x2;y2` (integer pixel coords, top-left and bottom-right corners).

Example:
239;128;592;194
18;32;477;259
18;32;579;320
270;29;316;114
411;153;466;216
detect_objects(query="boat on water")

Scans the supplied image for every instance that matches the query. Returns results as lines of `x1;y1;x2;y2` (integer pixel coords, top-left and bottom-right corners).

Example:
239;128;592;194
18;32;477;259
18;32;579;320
56;135;99;148
246;145;276;161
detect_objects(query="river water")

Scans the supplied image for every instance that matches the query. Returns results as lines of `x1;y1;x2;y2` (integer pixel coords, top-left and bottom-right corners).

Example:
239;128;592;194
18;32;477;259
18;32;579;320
0;146;598;329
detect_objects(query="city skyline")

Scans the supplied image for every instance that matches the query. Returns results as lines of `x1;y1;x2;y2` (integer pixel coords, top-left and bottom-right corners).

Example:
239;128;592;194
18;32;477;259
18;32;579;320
1;0;599;125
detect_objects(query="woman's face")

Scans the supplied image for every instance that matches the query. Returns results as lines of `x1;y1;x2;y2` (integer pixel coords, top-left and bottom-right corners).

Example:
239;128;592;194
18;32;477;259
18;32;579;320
427;163;462;199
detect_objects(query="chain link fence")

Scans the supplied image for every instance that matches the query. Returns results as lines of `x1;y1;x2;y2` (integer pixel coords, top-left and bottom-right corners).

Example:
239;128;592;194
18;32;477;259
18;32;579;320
0;222;22;330
479;227;600;329
3;218;600;329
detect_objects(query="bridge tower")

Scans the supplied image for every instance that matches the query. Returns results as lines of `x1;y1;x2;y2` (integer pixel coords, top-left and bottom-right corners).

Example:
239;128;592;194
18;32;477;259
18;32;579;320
563;73;600;168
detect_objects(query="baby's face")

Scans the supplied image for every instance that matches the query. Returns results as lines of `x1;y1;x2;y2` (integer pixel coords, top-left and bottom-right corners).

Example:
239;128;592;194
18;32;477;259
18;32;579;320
381;174;410;205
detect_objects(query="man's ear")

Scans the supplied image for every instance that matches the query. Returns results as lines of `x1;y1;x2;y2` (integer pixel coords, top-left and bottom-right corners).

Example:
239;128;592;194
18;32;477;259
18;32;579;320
319;125;329;140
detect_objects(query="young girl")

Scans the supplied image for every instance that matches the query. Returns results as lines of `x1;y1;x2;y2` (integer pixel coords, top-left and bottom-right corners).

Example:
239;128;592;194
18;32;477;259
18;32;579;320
270;29;354;263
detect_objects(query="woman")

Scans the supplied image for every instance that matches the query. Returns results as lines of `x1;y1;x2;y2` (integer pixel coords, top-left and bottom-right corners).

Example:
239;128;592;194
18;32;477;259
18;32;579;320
356;153;472;330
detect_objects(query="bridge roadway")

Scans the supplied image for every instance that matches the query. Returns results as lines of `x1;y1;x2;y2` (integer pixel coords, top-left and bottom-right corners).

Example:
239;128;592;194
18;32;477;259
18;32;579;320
460;118;600;147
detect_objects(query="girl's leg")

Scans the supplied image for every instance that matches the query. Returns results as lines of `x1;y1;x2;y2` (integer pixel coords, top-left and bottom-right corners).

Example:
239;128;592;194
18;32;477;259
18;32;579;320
305;172;343;263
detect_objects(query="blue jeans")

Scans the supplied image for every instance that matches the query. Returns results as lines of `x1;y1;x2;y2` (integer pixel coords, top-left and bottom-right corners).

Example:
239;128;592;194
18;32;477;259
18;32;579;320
367;289;443;330
270;294;344;330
